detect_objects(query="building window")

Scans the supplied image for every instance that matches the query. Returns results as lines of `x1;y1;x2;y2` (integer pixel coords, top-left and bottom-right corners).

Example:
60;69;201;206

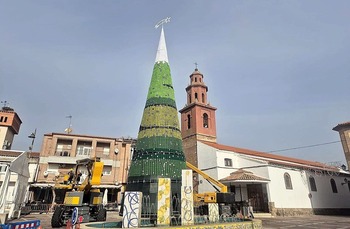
284;173;293;190
0;116;3;122
224;158;232;167
203;113;209;128
0;165;8;173
188;93;191;103
56;140;72;156
103;147;110;155
4;117;7;122
103;166;112;176
48;164;59;172
309;176;317;192
202;93;205;103
96;142;110;156
195;77;197;82
187;114;191;129
77;141;92;157
195;93;198;101
77;146;91;157
330;178;338;193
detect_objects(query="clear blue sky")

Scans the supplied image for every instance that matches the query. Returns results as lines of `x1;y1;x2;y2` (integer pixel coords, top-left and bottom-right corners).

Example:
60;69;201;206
1;1;349;166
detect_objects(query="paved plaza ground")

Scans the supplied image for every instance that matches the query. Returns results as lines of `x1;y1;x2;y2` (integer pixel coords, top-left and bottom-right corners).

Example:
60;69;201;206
9;212;350;228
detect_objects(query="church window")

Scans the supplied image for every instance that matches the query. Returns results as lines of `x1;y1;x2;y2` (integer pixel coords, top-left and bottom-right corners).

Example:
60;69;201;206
0;116;3;122
195;78;197;82
187;114;191;129
203;113;209;128
224;158;232;167
202;93;205;103
284;173;293;190
199;78;202;82
4;117;7;122
330;179;338;193
195;93;198;101
309;176;317;192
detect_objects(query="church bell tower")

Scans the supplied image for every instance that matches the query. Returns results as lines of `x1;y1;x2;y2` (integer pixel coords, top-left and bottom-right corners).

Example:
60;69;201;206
179;68;217;166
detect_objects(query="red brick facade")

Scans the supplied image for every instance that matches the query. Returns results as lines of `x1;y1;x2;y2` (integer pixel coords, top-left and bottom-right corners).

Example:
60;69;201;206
180;69;217;167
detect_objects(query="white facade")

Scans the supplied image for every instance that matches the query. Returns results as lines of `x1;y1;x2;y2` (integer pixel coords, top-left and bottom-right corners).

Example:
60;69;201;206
196;141;350;215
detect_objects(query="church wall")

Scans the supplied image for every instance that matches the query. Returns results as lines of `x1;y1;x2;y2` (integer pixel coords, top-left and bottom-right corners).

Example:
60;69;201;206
305;171;350;209
267;167;311;209
197;142;219;193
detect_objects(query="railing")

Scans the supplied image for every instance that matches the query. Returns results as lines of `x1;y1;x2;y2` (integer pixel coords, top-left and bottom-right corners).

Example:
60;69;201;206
0;220;41;229
138;195;244;227
20;204;60;215
21;202;119;215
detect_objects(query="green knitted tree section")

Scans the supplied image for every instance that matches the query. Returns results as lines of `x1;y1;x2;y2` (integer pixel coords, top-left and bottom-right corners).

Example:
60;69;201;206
128;61;186;179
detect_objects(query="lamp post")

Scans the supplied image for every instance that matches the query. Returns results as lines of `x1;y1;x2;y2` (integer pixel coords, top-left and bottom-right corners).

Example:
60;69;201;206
28;128;36;152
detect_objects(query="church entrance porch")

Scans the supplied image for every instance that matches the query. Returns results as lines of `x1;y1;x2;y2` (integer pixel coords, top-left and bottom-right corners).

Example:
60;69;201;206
226;182;269;213
220;169;270;213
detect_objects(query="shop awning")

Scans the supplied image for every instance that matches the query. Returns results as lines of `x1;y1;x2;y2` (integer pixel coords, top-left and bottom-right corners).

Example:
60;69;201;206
92;184;122;189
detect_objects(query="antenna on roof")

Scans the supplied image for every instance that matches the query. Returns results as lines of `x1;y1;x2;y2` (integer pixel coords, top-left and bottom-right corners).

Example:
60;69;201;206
65;115;73;134
1;101;13;111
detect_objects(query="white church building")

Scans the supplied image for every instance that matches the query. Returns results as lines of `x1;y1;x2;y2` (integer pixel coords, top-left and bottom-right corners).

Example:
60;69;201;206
197;141;350;216
180;68;350;216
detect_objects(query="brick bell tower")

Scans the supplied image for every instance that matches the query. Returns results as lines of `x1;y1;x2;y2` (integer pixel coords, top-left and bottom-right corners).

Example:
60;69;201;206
179;68;217;167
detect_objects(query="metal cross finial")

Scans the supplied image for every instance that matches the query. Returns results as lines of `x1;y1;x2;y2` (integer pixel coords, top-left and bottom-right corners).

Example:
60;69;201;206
155;17;171;29
194;62;198;70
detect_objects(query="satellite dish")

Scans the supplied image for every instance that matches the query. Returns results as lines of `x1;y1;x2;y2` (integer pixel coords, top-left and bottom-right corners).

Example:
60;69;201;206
114;149;119;154
43;171;49;177
65;127;73;134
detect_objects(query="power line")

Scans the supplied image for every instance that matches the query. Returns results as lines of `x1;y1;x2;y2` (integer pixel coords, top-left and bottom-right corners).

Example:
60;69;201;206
267;140;341;153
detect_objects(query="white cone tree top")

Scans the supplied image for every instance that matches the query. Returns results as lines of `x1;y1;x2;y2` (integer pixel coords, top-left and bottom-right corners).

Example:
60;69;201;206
155;27;169;63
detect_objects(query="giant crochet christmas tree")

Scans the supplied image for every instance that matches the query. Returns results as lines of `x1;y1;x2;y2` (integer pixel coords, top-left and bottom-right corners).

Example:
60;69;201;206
125;26;186;215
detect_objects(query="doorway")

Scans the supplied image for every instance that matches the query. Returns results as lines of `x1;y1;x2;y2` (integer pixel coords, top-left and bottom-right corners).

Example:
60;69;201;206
247;184;269;213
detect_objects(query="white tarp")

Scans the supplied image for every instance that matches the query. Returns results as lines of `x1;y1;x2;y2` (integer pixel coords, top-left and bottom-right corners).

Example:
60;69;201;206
0;152;30;219
103;189;108;206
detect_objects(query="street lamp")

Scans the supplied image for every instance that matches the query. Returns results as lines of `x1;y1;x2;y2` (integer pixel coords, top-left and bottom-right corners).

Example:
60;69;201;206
28;128;36;152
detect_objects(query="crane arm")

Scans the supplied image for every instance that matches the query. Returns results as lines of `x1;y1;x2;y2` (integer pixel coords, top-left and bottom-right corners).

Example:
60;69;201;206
186;161;228;193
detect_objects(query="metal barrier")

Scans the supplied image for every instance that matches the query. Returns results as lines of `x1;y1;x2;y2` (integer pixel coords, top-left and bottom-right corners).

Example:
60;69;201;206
0;220;41;229
20;203;61;215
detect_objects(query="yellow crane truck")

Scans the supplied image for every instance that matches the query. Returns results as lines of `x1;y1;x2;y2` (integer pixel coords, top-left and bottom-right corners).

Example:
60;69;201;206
186;161;235;204
186;161;237;217
51;158;107;227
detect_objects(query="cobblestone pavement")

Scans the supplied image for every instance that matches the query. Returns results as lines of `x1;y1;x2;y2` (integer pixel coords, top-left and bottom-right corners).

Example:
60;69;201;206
262;215;350;229
9;213;350;228
9;211;121;228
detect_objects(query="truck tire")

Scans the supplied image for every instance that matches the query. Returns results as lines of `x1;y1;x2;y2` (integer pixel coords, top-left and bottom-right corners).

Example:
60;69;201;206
96;208;107;221
51;206;64;228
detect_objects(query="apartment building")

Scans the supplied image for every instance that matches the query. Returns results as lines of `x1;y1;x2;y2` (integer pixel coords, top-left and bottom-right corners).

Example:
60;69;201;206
33;132;135;206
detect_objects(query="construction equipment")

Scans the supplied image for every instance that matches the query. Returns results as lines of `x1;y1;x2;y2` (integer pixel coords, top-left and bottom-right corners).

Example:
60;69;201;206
186;161;235;204
51;158;106;228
